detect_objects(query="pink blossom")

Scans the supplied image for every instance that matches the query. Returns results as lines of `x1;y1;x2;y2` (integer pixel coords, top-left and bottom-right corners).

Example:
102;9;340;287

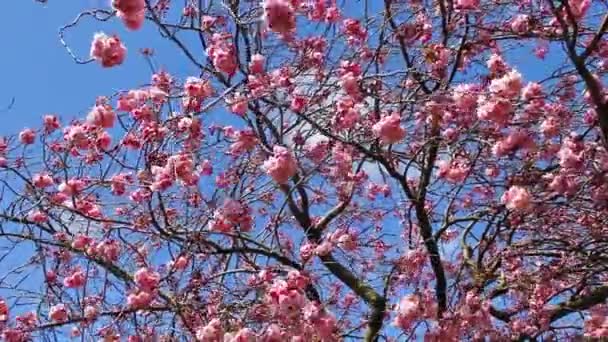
372;113;406;144
63;269;86;288
43;115;60;132
437;158;470;183
48;304;68;322
170;256;189;270
492;129;535;157
455;0;480;10
540;117;560;137
263;0;296;35
290;95;308;113
262;324;283;342
27;210;48;223
225;328;255;342
133;267;160;292
196;318;224;341
314;240;334;256
263;145;298;184
33;173;54;188
228;93;248;116
184;77;214;98
58;178;85;196
249;54;266;74
19;128;35;145
477;96;513;125
112;0;145;30
489;70;523;98
206;34;238;76
90;33;126;68
87;104;116;128
0;299;7;322
393;294;421;330
558;138;585;169
300;243;315;260
343;19;367;44
501;186;532;210
127;291;153;308
118;9;145;30
511;15;531;34
210;199;253;232
522;82;544;101
486;53;508;75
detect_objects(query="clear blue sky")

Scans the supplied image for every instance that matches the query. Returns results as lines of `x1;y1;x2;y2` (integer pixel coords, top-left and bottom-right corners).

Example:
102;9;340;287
0;1;200;136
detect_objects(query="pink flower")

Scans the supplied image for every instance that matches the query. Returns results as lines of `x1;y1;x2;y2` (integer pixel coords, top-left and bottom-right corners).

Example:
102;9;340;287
489;70;523;99
225;328;255;342
118;9;145;30
546;174;578;195
263;146;298;184
455;0;480;10
263;0;296;35
196;319;224;342
95;239;121;262
372;113;406;144
170;256;189;270
90;33;127;68
314;241;334;256
501;186;532;210
477;96;513;125
511;15;531;34
249;54;266;74
112;0;145;30
228;93;248;116
540;117;560;137
112;0;144;14
110;173;131;195
63;269;86;288
492;129;535;157
393;294;421;330
27;210;48;223
0;299;8;322
228;129;258;155
43;115;60;132
87;104;116;128
184;77;214;98
558;138;585;170
127;291;153;308
437;158;470;183
58;178;85;196
290;95;308;113
262;324;283;342
84;305;98;320
343;18;367;44
33;173;54;188
200;159;213;175
210;199;253;232
206;34;237;76
522;82;544;101
300;243;315;260
19;128;36;145
486;53;507;74
48;304;68;322
133;267;160;292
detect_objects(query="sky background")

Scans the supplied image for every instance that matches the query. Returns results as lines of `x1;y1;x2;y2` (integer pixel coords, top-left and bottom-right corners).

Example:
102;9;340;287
0;1;201;136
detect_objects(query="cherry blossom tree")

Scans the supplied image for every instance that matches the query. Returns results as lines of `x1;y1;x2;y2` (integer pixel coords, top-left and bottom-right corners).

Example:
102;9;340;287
1;0;608;340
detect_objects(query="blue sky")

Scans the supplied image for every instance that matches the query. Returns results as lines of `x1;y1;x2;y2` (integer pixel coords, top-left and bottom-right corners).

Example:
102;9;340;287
0;1;199;136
